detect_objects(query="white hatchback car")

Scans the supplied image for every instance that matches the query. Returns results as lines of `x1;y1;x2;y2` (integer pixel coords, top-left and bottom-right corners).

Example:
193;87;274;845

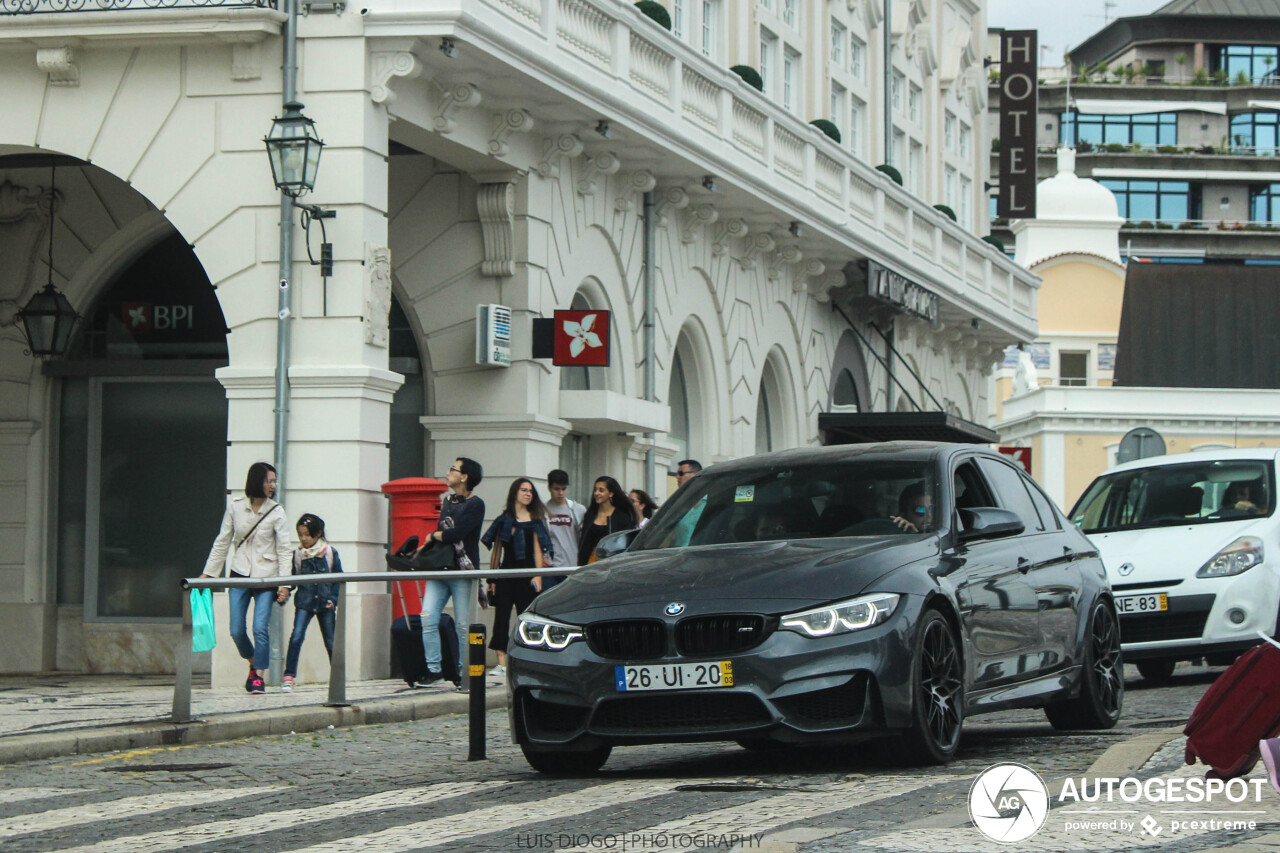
1069;448;1278;682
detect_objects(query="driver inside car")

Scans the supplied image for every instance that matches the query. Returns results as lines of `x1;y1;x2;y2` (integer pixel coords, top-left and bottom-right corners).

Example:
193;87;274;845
890;482;934;533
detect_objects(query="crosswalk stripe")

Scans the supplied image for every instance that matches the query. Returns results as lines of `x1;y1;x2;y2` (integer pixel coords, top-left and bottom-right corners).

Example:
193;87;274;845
556;775;938;853
286;779;715;853
59;781;509;853
0;787;281;837
0;788;83;805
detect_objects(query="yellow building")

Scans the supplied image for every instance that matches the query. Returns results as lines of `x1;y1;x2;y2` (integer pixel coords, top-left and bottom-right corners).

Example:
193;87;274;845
994;150;1280;511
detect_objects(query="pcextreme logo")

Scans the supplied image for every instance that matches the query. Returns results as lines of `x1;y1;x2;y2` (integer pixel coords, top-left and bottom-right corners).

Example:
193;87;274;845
969;762;1050;844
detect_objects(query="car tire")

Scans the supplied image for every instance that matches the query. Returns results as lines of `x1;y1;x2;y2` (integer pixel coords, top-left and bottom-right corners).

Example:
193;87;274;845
1045;602;1123;731
891;609;964;765
520;743;611;775
1136;660;1176;683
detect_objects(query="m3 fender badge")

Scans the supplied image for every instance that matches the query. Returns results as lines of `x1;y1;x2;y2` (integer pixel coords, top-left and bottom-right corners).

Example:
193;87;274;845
664;602;685;616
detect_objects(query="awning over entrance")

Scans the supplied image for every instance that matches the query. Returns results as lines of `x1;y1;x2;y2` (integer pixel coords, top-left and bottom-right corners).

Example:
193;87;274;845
818;412;999;445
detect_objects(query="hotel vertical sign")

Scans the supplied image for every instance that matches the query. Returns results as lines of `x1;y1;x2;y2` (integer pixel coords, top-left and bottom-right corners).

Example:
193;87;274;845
998;30;1038;219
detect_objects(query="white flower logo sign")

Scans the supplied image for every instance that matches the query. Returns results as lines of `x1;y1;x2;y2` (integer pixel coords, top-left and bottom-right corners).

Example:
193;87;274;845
564;313;603;358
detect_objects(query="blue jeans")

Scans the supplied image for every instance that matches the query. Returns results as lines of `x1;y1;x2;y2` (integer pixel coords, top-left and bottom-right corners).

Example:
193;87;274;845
284;606;336;678
421;577;473;678
228;587;275;672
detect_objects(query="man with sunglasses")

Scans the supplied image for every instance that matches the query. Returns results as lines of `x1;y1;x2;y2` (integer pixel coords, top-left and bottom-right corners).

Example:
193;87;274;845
672;459;702;490
890;481;934;533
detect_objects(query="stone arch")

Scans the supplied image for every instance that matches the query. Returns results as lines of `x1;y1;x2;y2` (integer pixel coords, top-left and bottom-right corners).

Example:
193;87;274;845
756;345;800;452
668;315;724;464
828;330;872;412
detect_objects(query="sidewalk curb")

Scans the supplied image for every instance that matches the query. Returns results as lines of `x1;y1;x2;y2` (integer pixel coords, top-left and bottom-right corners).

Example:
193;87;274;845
0;689;507;765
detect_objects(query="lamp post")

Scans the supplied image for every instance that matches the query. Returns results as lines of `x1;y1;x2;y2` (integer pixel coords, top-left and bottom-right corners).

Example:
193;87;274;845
14;282;78;359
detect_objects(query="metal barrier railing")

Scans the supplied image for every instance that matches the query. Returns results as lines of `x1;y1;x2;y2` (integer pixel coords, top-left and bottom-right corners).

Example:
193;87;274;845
176;567;576;729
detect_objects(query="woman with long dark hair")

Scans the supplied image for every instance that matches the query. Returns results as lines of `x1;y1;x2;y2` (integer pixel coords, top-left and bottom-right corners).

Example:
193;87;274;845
629;489;658;529
481;477;553;674
577;476;637;565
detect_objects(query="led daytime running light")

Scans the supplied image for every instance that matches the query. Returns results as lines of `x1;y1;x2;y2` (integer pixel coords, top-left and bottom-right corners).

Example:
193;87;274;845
781;593;900;637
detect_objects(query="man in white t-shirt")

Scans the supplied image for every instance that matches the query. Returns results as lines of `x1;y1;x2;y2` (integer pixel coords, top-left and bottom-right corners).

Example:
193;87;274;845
543;469;586;589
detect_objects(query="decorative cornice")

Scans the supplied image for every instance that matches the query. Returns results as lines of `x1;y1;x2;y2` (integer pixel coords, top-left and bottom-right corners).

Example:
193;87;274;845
36;46;78;87
432;81;482;133
740;232;775;270
794;257;825;295
369;49;423;105
614;170;656;212
535;134;583;179
679;203;718;243
712;217;748;257
767;244;802;282
653;185;689;227
476;182;516;278
575;151;620;196
488;109;534;157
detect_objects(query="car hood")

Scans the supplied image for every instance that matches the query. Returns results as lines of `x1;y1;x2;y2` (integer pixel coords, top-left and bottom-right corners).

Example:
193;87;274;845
1091;518;1269;584
532;536;937;621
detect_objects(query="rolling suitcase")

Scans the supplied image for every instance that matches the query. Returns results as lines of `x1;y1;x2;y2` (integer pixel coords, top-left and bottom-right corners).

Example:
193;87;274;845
391;580;460;686
1184;634;1280;778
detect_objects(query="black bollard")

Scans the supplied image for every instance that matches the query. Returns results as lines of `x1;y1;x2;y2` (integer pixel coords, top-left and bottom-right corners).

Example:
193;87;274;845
467;623;486;761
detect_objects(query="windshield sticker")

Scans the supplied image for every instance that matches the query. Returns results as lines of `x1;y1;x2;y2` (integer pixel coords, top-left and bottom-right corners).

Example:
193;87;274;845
735;485;755;503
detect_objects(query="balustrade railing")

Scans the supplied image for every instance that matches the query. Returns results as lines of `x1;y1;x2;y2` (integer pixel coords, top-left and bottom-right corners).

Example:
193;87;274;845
1;0;275;13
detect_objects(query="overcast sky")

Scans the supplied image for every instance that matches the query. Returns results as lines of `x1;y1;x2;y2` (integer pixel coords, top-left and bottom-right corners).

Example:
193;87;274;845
986;0;1169;65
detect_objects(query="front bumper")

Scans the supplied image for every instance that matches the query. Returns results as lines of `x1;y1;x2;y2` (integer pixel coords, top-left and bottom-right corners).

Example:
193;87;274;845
508;608;917;748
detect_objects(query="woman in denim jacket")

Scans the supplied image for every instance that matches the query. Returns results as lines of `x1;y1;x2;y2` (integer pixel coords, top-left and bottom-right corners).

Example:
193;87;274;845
481;477;554;675
278;513;342;691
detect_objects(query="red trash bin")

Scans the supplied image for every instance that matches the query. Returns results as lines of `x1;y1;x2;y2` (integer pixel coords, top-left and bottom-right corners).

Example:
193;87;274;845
382;477;449;620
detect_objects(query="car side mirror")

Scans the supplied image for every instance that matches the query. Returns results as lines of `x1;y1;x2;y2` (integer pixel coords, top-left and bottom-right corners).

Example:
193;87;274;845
957;507;1025;543
595;528;640;560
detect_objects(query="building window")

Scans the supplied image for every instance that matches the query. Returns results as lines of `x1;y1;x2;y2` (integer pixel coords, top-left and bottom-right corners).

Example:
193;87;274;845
850;36;864;78
944;165;956;208
850;97;864;155
1212;44;1280;83
701;1;717;57
1231;112;1280;155
959;122;971;157
892;71;904;112
892;129;905;168
672;0;686;38
989;194;999;221
783;48;799;111
830;19;845;65
910;142;923;194
760;31;776;95
1059;351;1089;386
1250;183;1280;222
944;111;956;151
759;0;772;10
831;82;845;127
1100;179;1197;221
1062;111;1177;148
782;0;797;29
909;84;922;124
959;176;972;226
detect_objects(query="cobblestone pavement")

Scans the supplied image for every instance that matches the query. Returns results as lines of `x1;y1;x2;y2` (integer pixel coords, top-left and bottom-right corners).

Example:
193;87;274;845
3;663;1278;853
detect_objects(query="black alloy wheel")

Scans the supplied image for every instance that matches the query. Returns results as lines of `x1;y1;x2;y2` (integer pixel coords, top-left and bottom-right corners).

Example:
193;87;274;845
1045;602;1124;730
894;609;965;764
520;742;612;775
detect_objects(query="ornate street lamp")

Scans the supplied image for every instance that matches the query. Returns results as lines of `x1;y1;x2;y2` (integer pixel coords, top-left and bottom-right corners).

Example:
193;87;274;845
264;101;324;198
14;160;78;358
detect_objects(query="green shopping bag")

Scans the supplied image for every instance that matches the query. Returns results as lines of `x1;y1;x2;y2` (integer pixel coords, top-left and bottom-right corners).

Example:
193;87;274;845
191;589;216;653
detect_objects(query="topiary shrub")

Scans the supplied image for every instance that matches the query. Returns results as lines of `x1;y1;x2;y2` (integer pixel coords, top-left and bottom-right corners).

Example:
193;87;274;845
875;163;903;186
634;0;671;29
810;119;841;143
730;65;764;91
981;235;1005;252
933;204;957;222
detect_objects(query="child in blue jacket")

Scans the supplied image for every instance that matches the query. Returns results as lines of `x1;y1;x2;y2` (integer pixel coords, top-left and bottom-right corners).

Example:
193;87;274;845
277;513;342;690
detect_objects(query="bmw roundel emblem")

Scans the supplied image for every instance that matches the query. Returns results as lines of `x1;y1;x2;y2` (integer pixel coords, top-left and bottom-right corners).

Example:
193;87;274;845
1118;562;1135;577
664;602;685;616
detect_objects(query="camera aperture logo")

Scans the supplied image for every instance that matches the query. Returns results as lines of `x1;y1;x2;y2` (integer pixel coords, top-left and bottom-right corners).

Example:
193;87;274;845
969;762;1050;843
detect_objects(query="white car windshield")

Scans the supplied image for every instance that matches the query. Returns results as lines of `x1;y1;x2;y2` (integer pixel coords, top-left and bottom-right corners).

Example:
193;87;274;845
1071;459;1275;534
630;460;939;550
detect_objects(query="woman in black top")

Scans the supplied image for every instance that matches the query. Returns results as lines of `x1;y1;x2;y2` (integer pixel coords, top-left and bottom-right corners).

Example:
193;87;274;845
577;476;637;565
481;477;553;674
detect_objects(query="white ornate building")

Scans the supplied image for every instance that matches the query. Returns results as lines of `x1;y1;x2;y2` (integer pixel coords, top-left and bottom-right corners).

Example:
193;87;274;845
0;0;1038;679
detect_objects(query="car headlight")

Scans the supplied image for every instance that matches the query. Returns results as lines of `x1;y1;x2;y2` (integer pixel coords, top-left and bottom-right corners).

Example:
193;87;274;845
1197;537;1265;578
780;593;900;637
515;613;584;651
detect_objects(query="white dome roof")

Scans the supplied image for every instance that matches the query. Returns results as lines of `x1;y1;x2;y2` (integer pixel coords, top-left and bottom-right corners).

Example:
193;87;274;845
1036;148;1119;221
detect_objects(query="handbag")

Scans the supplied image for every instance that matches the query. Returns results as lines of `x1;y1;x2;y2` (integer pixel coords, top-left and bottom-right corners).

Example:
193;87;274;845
191;589;216;653
385;536;455;571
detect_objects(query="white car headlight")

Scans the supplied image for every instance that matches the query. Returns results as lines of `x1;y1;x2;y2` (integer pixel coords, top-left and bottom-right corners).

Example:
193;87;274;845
1196;536;1265;578
515;613;584;651
780;593;900;638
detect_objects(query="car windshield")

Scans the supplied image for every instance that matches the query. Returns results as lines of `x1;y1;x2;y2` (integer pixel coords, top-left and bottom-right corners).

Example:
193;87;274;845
630;460;939;551
1070;459;1276;534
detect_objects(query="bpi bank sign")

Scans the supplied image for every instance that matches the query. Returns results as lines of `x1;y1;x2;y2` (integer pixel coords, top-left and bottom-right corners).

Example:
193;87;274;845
970;763;1269;845
121;302;196;333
